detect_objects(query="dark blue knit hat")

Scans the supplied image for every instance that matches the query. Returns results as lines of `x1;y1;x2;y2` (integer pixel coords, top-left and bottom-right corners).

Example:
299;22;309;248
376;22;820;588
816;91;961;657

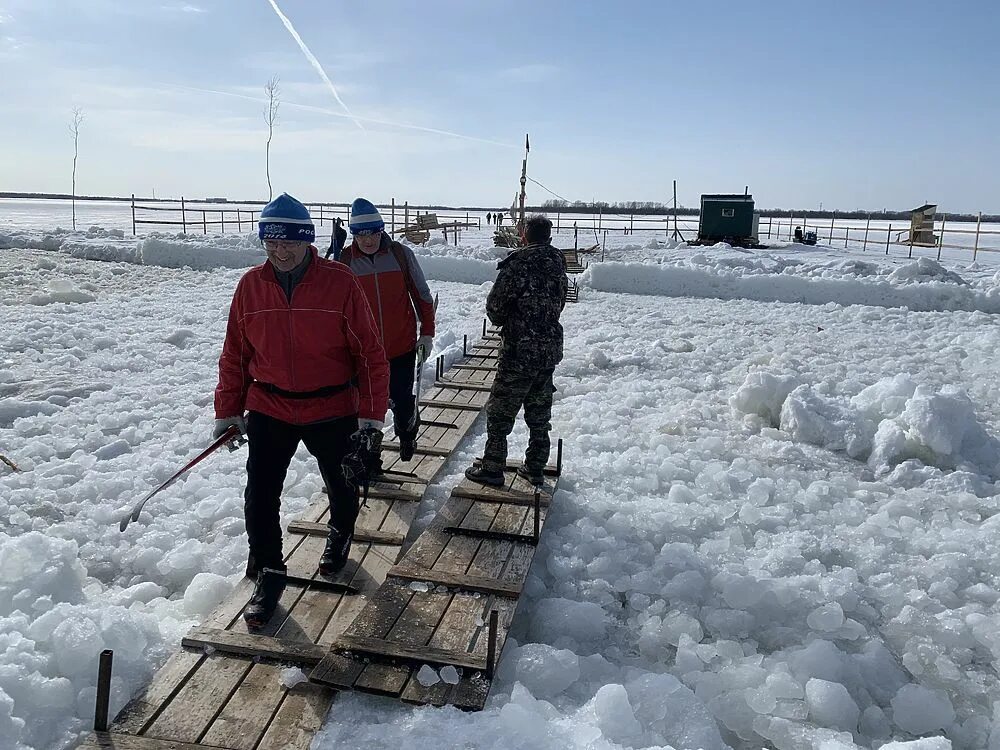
349;198;384;235
258;193;315;243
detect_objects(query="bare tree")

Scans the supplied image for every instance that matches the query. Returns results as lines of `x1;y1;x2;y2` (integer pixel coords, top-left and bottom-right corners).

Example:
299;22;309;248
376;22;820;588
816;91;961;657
70;107;84;230
264;76;280;201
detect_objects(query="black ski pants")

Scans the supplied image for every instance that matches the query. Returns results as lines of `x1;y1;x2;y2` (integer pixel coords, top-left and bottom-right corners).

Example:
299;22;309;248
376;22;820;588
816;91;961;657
389;349;417;439
244;411;358;574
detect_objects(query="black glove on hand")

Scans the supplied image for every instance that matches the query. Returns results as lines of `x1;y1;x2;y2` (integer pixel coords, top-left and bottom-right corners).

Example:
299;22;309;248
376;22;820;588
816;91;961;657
341;426;383;487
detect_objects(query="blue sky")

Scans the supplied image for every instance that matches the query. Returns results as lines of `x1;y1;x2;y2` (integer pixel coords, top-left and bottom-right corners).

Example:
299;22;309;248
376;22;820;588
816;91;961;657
1;0;998;212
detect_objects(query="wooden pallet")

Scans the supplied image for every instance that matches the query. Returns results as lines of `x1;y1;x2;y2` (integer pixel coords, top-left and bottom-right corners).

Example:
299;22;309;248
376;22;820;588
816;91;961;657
309;468;556;711
82;332;505;749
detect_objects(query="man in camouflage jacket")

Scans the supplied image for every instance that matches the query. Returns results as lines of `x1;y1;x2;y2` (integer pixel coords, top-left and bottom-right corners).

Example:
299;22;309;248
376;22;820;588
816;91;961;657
466;215;568;487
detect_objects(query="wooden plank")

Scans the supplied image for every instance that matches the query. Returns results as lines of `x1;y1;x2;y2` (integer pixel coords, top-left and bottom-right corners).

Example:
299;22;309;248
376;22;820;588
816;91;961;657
256;683;334;750
452;482;551;507
336;634;488;673
310;580;413;688
198;663;287;750
451;364;498;372
181;627;326;666
390;496;473;571
381;441;452;457
143;654;251;743
286;521;404;547
399;503;521;705
79;732;231;750
109;652;205;734
418;399;482;412
435;380;494;393
350;587;452;696
318;542;401;643
388;564;521;598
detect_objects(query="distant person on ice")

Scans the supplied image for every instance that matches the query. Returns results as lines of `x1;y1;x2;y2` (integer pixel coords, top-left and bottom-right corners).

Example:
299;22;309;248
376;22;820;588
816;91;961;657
213;193;389;628
325;216;348;261
486;211;493;225
338;198;436;467
465;214;567;487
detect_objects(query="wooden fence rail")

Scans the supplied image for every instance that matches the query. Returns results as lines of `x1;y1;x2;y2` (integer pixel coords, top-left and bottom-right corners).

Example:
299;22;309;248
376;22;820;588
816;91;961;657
130;196;481;237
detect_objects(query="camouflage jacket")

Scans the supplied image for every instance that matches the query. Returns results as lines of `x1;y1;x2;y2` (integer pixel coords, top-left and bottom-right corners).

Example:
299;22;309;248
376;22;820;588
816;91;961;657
486;242;568;370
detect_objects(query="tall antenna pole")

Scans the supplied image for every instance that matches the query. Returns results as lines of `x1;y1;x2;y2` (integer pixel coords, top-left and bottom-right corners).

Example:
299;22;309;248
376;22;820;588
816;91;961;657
518;133;529;229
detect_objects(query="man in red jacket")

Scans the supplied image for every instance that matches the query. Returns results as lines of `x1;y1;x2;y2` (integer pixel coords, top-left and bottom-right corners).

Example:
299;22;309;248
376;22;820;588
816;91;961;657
339;198;435;464
214;193;389;628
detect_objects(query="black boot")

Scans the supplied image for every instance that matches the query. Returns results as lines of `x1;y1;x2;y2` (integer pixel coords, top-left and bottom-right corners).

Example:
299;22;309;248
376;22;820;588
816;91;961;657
399;433;417;462
517;465;545;486
243;567;286;629
465;465;505;487
319;526;352;576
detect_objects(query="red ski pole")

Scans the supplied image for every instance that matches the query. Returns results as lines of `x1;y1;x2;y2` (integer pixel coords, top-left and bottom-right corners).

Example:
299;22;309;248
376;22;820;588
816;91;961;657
119;425;244;532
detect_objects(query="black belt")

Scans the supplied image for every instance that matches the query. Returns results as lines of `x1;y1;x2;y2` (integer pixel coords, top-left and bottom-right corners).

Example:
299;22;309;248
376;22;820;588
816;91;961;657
256;379;354;399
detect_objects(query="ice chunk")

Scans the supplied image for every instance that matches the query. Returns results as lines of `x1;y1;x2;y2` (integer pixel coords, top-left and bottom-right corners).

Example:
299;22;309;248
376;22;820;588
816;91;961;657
730;371;802;426
626;673;728;750
805;678;860;732
416;664;440;686
590;684;641;744
528;598;607;648
878;739;952;750
780;385;874;458
279;667;307;689
514;643;580;698
439;665;460;685
807;603;846;632
890;684;955;734
50;616;106;677
182;573;234;618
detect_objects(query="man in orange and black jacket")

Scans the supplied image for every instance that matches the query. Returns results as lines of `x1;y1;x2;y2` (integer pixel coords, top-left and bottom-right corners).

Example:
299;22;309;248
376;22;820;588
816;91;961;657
338;198;435;465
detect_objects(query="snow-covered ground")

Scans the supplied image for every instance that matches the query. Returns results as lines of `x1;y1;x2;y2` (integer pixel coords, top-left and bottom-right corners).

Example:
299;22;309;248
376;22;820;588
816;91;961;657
2;217;1000;750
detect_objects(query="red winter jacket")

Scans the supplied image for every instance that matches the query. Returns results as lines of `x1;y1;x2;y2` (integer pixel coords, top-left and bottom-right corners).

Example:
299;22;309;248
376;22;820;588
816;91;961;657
215;248;389;424
339;235;435;360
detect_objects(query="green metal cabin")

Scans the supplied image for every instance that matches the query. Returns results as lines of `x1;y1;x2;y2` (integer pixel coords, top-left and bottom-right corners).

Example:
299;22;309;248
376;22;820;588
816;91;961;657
698;194;756;243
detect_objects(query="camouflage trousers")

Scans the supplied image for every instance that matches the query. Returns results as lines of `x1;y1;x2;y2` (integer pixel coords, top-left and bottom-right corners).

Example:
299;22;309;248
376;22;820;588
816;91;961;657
481;362;556;473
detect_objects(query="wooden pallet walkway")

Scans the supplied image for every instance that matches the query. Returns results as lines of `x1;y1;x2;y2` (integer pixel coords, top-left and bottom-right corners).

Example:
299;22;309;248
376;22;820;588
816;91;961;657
309;466;558;711
80;329;510;750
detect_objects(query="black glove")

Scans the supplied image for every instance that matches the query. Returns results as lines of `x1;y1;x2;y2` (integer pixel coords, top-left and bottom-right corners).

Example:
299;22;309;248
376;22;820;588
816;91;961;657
341;426;383;487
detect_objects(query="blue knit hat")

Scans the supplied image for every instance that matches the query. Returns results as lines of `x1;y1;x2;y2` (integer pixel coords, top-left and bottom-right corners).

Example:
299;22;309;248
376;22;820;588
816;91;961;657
258;193;315;243
349;198;384;235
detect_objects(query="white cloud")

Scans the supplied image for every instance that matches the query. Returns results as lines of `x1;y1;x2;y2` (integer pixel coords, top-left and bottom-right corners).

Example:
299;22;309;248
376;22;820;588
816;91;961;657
163;4;206;13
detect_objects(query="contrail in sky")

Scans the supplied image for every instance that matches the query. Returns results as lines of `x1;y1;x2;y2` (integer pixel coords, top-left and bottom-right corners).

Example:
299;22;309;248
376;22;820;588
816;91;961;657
163;83;516;149
264;0;365;131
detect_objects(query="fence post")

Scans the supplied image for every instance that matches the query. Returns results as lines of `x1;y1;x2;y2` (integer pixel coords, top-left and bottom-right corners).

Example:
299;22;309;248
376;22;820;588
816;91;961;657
202;210;207;234
829;213;835;243
907;222;914;258
556;211;560;234
885;223;892;255
404;201;409;229
237;208;242;232
630;213;634;235
844;227;849;248
598;204;602;231
391;198;396;235
131;193;136;236
937;214;946;261
974;212;982;261
574;222;578;250
94;650;114;732
181;196;187;235
221;209;225;234
863;215;870;251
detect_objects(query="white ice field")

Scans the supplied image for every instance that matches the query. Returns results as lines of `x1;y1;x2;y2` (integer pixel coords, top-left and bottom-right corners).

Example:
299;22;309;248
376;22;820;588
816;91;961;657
3;200;1000;750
